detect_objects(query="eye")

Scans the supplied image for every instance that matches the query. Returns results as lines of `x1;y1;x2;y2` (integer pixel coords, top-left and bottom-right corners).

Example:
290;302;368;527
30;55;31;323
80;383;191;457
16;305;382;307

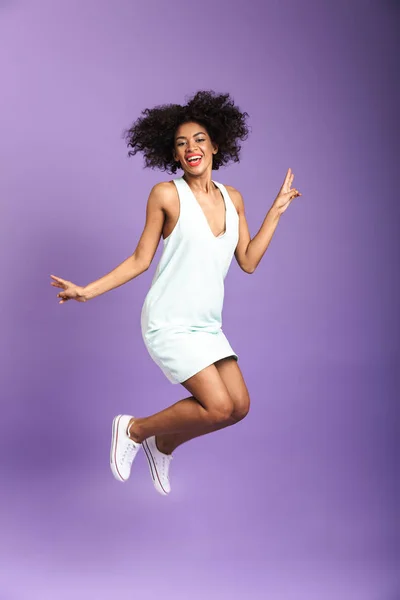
177;141;185;147
195;138;206;143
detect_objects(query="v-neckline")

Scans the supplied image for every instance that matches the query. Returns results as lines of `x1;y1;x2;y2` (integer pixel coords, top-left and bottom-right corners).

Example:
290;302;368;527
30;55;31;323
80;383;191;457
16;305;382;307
181;177;227;239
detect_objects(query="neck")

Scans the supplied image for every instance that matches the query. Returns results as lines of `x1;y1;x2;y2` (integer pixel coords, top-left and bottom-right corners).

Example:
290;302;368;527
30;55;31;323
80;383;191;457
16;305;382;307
182;168;214;193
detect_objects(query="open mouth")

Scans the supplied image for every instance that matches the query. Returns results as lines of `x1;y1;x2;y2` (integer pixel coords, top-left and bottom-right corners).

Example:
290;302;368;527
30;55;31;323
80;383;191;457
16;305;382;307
186;156;202;167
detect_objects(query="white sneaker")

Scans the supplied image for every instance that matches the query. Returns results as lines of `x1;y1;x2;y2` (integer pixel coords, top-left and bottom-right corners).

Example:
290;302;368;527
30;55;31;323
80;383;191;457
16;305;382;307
143;436;173;496
110;415;141;482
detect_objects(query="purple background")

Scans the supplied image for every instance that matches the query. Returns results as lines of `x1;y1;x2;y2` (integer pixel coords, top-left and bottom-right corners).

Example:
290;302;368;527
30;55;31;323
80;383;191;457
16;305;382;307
1;1;398;599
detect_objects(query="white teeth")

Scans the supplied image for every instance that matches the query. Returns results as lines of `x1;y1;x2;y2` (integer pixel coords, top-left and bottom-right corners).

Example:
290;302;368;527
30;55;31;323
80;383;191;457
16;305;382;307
188;156;201;162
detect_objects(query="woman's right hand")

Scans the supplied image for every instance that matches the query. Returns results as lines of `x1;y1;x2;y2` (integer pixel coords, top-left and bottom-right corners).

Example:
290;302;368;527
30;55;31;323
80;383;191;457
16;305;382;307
50;275;87;304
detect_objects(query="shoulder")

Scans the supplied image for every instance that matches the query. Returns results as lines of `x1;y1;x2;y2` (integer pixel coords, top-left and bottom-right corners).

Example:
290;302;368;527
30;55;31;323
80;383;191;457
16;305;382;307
150;180;177;198
148;180;178;210
222;184;245;213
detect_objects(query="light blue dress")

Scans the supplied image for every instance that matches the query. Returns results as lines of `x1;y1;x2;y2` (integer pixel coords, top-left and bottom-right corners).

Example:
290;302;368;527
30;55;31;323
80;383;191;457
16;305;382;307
140;176;239;384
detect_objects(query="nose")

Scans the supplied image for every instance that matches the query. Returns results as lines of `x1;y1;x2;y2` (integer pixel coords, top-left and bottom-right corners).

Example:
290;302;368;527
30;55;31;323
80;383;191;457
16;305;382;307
186;140;198;153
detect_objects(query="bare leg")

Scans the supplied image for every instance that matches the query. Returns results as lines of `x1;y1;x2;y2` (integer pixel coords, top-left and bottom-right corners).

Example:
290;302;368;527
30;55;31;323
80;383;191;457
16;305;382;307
156;408;237;454
155;357;250;454
128;361;234;444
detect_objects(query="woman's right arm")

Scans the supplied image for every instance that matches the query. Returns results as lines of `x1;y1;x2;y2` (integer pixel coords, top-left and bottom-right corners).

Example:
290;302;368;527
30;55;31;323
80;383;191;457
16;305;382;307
83;183;168;300
51;183;169;304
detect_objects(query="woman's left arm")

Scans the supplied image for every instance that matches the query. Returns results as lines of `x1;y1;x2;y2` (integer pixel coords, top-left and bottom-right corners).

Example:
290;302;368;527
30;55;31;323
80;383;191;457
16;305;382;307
228;168;301;274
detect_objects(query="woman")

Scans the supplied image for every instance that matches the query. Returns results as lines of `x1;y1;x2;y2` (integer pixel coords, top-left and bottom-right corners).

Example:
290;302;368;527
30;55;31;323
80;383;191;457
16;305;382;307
50;91;301;496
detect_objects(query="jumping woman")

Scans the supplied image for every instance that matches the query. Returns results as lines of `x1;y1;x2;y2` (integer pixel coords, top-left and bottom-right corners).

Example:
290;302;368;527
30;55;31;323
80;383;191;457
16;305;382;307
50;91;301;496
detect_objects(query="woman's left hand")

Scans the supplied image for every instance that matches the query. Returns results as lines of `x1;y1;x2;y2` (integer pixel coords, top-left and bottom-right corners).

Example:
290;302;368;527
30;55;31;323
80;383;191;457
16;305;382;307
272;168;302;215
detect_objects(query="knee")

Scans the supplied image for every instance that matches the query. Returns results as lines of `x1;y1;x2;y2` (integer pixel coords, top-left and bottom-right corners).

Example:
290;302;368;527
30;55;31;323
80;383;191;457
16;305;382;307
208;397;234;425
231;394;251;423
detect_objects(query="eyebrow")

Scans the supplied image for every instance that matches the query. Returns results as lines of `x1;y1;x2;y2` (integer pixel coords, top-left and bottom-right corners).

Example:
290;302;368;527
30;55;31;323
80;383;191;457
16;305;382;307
175;131;207;140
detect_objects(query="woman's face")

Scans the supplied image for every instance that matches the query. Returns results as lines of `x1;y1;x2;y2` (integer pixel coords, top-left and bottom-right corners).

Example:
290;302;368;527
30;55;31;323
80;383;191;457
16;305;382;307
173;121;218;175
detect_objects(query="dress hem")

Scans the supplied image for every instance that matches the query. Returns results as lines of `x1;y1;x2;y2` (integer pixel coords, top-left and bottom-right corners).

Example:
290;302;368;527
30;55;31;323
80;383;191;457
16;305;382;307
173;352;239;385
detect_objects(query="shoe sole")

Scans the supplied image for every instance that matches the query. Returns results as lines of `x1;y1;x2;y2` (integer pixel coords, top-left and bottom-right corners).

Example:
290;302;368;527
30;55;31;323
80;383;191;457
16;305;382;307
143;439;169;496
110;415;127;482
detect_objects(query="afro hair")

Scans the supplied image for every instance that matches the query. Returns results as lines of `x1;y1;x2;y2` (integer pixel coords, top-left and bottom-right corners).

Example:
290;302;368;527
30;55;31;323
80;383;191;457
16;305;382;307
124;90;250;174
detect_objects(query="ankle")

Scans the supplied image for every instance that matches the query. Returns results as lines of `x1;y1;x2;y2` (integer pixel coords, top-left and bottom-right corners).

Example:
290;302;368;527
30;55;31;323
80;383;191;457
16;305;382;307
155;435;174;456
127;418;142;444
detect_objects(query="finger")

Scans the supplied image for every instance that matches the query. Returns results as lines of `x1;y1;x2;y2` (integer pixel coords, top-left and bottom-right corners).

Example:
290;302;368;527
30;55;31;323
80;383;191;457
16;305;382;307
283;189;300;200
51;275;67;284
51;278;68;289
281;168;291;190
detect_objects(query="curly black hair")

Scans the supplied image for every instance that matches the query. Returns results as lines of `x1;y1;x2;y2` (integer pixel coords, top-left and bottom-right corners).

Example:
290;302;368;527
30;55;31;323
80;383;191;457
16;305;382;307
124;90;250;174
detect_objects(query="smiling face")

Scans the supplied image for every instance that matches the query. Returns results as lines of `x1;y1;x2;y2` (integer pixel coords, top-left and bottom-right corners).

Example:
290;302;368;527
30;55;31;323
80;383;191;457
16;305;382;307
173;121;218;175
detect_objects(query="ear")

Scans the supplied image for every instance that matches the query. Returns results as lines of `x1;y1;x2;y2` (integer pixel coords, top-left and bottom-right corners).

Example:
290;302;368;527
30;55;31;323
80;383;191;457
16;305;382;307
212;143;218;155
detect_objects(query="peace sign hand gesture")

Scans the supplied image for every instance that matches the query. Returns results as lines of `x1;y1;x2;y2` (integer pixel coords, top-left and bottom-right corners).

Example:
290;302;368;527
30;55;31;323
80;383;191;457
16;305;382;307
272;168;302;215
50;275;87;304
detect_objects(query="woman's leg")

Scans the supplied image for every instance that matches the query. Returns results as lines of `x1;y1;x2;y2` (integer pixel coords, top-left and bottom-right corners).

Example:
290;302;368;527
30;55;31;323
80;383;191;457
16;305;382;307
128;360;235;443
155;357;250;454
128;357;250;448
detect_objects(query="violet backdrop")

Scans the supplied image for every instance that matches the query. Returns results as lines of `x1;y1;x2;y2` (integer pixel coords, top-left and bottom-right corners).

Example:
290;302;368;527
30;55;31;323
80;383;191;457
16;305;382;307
0;1;398;599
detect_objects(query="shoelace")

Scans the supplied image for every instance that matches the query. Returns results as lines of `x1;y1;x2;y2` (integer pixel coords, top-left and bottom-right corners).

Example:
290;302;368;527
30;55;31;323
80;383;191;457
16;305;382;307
160;454;173;477
122;442;137;466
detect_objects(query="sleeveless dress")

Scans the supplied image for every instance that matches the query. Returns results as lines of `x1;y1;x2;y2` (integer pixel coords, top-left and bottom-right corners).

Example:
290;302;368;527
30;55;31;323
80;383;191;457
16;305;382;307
140;176;239;384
